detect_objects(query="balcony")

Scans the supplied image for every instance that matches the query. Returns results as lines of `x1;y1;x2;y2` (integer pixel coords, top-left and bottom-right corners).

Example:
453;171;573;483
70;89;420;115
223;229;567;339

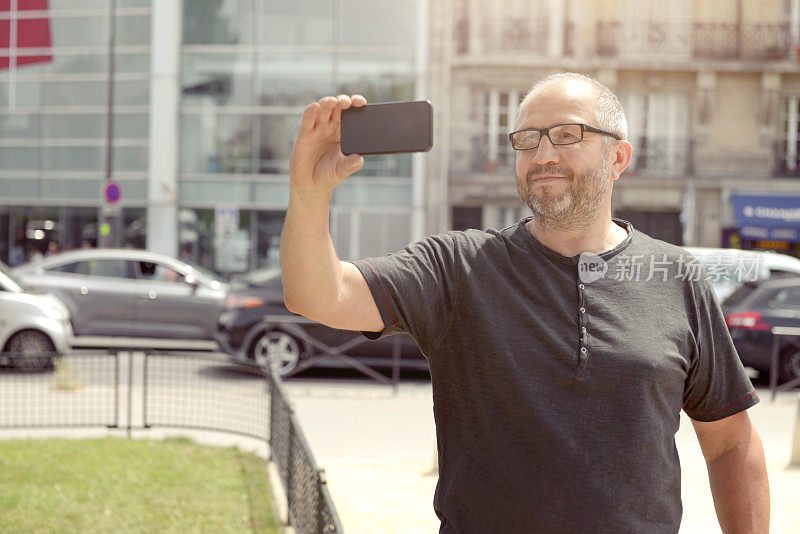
454;17;569;57
597;21;792;61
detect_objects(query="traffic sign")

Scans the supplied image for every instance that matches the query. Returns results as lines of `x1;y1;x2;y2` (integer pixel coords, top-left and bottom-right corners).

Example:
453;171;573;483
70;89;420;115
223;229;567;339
103;180;121;204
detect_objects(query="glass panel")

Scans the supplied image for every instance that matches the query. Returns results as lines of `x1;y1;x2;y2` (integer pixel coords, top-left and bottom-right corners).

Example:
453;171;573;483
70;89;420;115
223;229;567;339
259;0;333;45
333;181;412;206
0;147;39;170
15;82;42;106
386;212;411;253
253;182;290;205
0;114;42;138
360;212;383;257
114;80;149;105
254;210;285;269
40;178;104;199
257;53;333;106
179;181;251;203
112;146;148;171
42;147;103;171
257;114;299;174
183;0;255;45
114;113;149;138
340;0;415;47
1;178;38;197
116;15;151;46
181;113;254;173
43;81;108;106
51;16;109;47
116;178;147;202
12;52;108;75
338;53;414;102
42;114;105;138
182;52;254;107
115;53;150;73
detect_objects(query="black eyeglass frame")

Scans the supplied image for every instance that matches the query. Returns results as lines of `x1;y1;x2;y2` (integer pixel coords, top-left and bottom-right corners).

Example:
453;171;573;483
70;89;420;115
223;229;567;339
508;123;622;151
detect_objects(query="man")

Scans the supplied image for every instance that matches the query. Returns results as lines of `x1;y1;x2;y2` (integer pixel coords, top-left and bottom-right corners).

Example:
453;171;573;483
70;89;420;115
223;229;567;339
281;73;770;533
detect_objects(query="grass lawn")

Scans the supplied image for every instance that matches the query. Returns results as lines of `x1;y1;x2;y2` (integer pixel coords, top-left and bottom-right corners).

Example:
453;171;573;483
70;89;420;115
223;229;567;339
0;437;283;533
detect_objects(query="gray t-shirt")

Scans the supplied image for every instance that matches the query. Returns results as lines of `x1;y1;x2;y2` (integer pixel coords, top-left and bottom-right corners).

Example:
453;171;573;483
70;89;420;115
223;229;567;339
351;217;758;533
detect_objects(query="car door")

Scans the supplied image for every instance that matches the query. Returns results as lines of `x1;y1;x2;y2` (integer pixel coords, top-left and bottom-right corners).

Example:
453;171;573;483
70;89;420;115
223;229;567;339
131;260;221;339
34;259;138;336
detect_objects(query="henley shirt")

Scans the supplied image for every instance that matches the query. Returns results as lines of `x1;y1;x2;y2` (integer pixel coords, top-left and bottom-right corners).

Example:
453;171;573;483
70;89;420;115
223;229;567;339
351;216;758;534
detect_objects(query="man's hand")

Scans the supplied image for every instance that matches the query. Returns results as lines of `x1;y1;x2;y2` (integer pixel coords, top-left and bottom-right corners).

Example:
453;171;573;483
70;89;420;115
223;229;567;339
289;94;366;195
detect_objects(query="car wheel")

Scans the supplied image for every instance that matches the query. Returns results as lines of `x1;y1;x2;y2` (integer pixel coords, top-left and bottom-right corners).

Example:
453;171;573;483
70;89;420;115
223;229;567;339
250;330;304;378
779;346;800;385
7;330;55;371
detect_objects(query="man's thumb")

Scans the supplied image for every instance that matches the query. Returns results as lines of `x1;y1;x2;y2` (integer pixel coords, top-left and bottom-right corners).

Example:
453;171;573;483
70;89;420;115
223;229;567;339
339;154;364;177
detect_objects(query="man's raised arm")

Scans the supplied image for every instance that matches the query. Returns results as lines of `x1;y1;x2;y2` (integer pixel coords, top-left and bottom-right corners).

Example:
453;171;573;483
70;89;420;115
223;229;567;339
280;94;384;334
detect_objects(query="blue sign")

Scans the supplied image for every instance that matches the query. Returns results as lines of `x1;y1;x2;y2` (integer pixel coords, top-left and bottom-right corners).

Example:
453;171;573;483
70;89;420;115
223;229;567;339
103;180;121;204
731;194;800;243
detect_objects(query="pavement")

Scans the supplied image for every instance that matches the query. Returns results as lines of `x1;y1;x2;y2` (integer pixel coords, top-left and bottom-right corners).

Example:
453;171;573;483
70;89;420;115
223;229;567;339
281;379;800;534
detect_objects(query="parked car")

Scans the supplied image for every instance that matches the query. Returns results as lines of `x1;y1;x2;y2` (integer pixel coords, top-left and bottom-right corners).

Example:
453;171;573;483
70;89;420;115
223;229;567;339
13;249;228;340
684;247;800;302
0;260;72;370
722;277;800;383
214;267;426;377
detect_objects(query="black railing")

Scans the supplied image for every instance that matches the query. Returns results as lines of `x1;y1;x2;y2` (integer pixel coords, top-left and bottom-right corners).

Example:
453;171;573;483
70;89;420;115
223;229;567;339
0;350;343;534
597;21;792;61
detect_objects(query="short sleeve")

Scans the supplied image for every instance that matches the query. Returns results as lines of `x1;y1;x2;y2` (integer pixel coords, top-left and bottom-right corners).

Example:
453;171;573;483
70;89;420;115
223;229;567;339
350;232;459;352
682;277;759;421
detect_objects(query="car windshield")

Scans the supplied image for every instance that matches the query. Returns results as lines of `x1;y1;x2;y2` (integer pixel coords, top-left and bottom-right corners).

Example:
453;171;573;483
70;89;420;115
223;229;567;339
723;282;759;307
180;259;226;283
0;260;24;292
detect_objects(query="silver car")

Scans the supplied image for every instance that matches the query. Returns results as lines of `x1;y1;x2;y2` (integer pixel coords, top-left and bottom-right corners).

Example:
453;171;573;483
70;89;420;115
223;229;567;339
0;260;72;370
13;249;228;340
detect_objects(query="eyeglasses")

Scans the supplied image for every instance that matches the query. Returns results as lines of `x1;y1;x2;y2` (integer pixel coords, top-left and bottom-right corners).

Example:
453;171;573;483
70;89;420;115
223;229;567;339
508;123;621;151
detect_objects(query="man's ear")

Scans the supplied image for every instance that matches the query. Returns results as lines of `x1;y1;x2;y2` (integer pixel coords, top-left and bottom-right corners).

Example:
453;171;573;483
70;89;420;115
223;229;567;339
611;140;633;181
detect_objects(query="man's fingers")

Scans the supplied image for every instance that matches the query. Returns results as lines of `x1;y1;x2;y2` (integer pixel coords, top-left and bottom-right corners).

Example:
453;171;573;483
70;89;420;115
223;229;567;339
300;102;320;131
351;94;367;107
336;94;351;108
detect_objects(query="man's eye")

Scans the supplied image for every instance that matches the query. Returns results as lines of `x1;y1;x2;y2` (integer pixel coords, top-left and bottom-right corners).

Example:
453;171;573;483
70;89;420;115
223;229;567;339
553;130;579;143
521;134;539;145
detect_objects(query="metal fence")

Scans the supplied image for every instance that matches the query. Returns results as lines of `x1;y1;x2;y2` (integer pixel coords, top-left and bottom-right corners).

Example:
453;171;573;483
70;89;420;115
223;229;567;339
0;350;343;534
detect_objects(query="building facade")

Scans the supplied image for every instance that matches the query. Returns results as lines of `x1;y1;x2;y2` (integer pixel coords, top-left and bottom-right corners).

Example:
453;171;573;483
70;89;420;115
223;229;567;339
0;0;428;273
428;0;800;257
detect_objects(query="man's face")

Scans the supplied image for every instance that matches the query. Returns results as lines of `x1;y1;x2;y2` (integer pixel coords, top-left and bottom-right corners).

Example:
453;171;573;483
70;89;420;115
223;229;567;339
514;82;615;230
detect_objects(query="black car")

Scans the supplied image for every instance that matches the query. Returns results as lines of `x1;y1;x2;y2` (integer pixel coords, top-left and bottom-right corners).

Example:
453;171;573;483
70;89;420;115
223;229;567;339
214;267;427;377
722;277;800;383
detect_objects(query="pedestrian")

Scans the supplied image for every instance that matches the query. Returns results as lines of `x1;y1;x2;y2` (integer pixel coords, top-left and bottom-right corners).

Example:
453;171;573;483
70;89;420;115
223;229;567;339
280;73;769;533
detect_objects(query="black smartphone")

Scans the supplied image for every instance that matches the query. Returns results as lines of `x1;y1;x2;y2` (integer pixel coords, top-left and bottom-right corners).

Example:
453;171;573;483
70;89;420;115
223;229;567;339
340;100;433;156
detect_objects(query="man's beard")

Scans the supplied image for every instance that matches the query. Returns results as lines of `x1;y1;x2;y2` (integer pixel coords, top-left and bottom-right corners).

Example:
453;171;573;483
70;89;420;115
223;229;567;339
516;157;610;232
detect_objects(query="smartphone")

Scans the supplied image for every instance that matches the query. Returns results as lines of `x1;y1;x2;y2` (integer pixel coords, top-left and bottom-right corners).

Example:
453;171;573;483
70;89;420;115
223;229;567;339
341;100;433;156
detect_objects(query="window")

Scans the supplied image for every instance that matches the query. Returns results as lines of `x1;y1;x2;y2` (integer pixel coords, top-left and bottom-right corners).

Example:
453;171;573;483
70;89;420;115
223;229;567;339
771;287;800;306
620;93;690;175
482;88;522;172
50;259;134;279
135;261;185;283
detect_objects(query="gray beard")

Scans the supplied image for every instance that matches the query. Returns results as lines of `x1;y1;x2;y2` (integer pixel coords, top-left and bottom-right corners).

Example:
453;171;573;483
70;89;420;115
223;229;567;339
517;158;610;232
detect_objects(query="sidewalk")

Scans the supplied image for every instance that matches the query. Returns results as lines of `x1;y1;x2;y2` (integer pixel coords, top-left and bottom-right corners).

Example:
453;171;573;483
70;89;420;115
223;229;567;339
285;382;800;534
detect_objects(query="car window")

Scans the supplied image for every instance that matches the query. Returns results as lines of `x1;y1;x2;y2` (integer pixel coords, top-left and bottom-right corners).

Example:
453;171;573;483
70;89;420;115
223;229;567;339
136;261;186;283
48;259;135;279
723;282;759;307
771;288;800;307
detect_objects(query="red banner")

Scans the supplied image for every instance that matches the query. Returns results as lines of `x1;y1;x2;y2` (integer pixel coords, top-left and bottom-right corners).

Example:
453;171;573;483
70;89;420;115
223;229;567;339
0;0;52;70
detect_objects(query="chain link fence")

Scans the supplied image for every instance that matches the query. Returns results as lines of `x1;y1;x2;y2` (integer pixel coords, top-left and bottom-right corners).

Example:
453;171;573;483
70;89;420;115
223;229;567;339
0;350;343;534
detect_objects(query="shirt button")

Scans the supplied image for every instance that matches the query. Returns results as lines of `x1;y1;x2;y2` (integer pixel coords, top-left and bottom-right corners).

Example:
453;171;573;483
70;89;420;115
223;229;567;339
580;307;586;313
581;327;587;333
580;347;588;354
579;284;585;289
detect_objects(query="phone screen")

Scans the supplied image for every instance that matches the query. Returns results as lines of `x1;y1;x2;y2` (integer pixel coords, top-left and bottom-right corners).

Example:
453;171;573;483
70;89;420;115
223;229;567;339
341;100;433;156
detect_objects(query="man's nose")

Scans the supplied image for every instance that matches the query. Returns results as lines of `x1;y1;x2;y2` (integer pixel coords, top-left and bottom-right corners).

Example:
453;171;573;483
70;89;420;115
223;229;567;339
530;135;559;165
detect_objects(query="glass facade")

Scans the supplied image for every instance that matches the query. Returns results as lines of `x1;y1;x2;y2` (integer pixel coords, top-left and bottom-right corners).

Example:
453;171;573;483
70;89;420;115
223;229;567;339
1;0;424;274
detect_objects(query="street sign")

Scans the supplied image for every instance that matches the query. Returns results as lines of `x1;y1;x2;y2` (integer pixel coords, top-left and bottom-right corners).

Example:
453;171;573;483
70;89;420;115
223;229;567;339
103;180;121;204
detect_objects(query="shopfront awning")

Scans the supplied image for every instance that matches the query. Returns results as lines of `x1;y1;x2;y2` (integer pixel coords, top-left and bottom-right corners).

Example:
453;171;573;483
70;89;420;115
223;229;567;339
732;194;800;243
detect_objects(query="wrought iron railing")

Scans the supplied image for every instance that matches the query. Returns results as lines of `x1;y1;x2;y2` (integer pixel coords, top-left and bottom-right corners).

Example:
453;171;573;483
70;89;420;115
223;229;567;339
0;350;343;534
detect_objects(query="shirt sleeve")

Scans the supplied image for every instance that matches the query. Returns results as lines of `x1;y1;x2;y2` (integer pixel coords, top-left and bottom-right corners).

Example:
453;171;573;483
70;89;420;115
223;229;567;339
349;232;460;353
682;276;759;422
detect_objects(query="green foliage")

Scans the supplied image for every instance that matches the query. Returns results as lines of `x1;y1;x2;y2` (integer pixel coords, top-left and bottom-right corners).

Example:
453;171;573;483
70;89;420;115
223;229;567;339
0;437;282;533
